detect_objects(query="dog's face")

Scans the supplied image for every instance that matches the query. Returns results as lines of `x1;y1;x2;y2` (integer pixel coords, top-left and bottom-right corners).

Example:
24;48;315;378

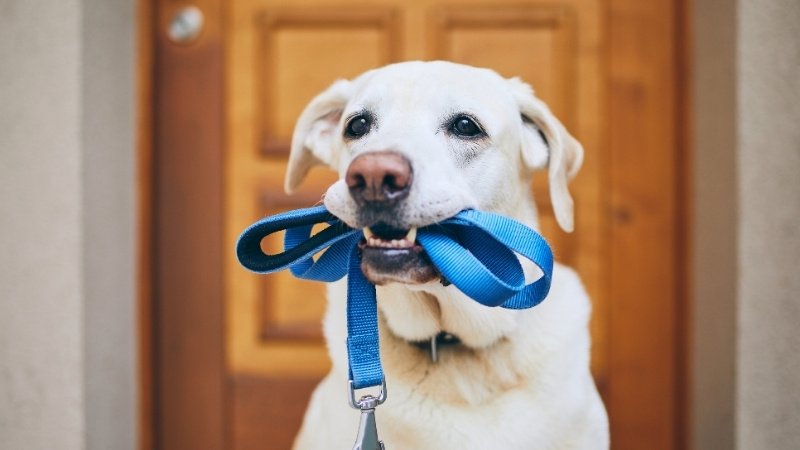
286;61;582;346
286;61;583;348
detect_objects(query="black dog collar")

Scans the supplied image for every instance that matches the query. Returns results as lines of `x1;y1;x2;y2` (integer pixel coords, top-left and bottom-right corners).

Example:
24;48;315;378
411;331;462;363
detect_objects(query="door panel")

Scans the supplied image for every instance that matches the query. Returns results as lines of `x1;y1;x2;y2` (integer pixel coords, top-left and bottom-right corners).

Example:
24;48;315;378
255;9;400;154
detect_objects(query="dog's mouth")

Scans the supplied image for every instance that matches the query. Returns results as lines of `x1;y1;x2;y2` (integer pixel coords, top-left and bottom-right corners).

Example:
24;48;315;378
358;222;439;285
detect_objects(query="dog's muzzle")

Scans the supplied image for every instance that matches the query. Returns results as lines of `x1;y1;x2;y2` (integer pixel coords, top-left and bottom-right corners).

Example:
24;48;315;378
346;151;437;284
357;223;438;285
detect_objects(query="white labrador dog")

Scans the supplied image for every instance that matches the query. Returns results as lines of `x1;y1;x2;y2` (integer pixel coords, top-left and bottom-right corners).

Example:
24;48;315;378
285;61;608;449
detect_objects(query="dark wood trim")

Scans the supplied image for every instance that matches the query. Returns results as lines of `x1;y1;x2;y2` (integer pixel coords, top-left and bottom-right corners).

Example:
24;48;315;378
136;0;154;448
152;1;227;449
674;0;694;447
606;0;686;448
231;375;323;450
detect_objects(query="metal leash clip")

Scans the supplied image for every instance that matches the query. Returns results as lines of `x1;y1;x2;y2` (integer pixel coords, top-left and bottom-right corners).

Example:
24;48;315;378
348;379;387;450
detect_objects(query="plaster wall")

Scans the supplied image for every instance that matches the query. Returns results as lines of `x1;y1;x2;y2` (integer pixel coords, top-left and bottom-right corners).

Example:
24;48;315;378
0;2;85;449
0;1;136;449
692;0;800;448
735;0;800;447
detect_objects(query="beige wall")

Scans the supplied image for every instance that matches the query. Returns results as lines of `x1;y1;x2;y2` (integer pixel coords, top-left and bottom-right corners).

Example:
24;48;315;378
0;2;85;449
693;0;800;449
0;1;136;449
736;0;800;447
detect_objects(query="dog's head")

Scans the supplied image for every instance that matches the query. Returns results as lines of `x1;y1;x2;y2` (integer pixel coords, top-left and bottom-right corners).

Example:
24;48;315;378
287;61;581;285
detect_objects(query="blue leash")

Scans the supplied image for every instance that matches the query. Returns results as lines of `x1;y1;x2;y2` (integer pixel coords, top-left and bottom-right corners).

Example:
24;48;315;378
236;205;554;390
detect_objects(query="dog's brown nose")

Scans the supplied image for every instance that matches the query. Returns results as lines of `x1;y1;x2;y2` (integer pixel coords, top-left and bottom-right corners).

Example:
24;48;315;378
345;151;412;206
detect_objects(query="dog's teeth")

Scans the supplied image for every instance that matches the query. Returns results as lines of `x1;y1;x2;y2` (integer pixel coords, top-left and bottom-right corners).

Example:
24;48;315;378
406;227;417;243
364;228;418;249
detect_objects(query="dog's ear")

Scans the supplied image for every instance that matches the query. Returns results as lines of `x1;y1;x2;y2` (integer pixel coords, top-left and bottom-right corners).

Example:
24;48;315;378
507;77;584;232
285;79;352;193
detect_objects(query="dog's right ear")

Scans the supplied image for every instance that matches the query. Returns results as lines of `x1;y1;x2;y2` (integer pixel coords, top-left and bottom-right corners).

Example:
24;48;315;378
285;79;352;193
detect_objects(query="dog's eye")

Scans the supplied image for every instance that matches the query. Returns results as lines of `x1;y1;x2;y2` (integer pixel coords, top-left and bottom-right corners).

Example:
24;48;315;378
450;116;484;138
345;114;371;139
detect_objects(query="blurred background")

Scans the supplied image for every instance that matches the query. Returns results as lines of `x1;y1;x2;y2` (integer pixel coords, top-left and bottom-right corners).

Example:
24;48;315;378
1;0;798;449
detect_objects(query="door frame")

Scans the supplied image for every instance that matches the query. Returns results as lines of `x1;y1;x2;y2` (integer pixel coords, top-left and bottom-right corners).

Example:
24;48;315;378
138;0;692;448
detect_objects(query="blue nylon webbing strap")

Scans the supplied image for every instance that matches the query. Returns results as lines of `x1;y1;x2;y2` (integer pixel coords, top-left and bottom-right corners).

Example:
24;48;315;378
236;205;554;389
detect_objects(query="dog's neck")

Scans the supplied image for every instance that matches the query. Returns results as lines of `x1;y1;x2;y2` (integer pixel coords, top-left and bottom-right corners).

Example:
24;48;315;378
336;193;547;405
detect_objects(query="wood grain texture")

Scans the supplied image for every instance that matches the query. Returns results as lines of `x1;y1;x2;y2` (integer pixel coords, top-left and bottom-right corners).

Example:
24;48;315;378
230;375;323;450
606;0;683;448
255;7;401;157
153;0;227;449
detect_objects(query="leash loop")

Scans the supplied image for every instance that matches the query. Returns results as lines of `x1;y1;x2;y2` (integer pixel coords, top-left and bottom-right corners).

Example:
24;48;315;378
236;206;357;275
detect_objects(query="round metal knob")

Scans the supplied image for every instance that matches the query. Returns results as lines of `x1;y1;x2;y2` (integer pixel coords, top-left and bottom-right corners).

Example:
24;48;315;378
167;6;204;44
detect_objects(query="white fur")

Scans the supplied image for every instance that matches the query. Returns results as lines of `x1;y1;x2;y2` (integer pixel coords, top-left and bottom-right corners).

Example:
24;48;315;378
285;61;608;449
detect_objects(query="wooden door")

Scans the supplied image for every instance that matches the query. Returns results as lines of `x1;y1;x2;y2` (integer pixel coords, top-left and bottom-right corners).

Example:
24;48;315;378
149;0;687;449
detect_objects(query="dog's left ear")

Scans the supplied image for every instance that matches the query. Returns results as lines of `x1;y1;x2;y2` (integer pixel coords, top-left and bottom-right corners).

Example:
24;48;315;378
507;77;584;232
285;79;353;193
